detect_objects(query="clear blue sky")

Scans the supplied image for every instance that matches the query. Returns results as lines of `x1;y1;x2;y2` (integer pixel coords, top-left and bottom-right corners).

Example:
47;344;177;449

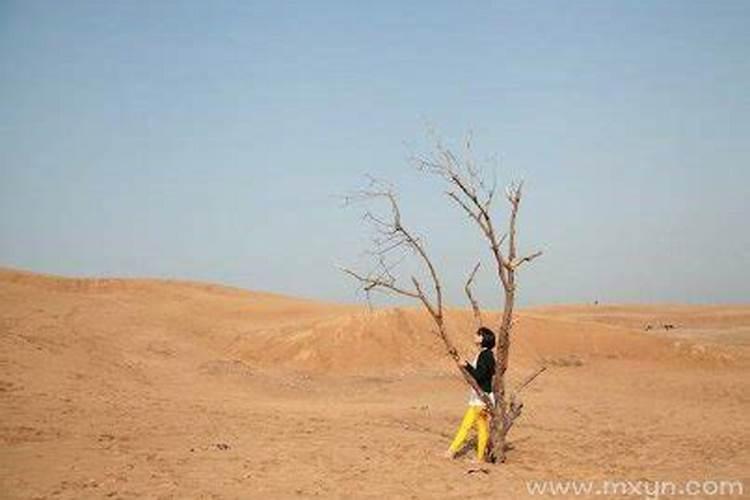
1;1;748;306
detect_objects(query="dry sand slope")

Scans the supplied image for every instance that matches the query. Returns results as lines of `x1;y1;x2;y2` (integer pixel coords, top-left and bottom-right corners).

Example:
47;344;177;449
0;268;748;499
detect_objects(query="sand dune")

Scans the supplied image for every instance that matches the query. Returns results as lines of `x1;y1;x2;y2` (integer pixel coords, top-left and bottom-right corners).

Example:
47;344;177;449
1;268;748;498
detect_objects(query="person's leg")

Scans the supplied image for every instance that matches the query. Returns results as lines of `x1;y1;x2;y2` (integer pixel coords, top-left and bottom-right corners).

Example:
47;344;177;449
475;408;490;461
447;406;479;457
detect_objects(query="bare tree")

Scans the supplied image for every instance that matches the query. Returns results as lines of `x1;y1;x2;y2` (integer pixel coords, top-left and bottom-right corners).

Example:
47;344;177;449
413;137;544;461
343;138;544;463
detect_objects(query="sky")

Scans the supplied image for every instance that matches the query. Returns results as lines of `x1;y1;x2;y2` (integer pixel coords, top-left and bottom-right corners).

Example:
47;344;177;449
1;0;748;307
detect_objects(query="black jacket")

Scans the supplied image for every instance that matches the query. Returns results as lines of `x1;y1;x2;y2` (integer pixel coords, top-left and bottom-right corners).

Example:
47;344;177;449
464;349;496;393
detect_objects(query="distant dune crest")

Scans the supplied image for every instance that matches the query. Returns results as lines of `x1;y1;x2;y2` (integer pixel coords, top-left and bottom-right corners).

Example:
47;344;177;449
1;267;746;375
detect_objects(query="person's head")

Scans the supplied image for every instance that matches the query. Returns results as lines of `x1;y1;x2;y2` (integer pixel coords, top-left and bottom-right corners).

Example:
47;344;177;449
474;327;496;349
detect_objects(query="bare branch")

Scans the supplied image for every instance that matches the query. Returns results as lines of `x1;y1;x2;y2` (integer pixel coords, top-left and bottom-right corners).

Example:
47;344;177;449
508;250;544;270
464;262;483;325
503;366;547;435
342;180;445;318
411;276;438;320
504;400;524;433
341;172;496;414
513;365;546;396
339;267;422;300
447;191;490;235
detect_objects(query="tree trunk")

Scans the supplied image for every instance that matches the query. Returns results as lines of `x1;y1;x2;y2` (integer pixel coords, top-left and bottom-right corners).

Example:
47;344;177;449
491;289;514;462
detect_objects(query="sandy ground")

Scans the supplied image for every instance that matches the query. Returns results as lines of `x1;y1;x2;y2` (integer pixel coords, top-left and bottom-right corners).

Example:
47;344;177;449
1;268;748;499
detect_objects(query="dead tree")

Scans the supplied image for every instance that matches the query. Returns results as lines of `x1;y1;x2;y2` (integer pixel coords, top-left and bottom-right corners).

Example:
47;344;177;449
413;137;543;462
343;137;543;463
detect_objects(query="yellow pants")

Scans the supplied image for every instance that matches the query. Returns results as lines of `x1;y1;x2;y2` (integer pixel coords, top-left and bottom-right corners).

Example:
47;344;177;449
448;406;490;460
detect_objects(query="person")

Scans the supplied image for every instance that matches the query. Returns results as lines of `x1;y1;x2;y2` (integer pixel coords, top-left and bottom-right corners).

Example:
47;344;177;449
445;326;496;462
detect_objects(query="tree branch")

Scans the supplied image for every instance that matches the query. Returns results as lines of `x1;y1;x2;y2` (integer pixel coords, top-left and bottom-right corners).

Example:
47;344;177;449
464;262;483;325
503;366;547;434
513;365;546;396
341;176;495;411
339;267;422;300
508;251;544;270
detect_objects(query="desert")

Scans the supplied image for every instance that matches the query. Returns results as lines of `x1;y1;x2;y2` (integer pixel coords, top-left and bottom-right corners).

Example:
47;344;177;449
3;2;750;499
1;268;747;499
